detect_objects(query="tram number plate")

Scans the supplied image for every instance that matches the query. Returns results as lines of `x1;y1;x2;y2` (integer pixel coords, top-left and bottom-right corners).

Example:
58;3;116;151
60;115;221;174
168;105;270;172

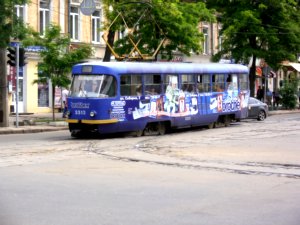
75;110;86;115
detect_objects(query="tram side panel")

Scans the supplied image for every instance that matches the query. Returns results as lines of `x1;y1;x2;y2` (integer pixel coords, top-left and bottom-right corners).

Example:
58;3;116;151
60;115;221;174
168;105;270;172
67;90;249;135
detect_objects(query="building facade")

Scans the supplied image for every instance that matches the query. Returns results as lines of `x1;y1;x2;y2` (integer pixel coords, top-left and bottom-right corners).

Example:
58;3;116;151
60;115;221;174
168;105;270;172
9;0;106;113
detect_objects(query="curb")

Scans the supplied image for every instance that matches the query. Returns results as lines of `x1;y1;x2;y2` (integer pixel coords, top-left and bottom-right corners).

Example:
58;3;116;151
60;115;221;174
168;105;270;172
269;110;300;116
1;110;299;135
0;126;68;135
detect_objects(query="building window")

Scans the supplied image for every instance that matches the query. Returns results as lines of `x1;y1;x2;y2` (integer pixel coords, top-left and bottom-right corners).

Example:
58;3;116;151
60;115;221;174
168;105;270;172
15;5;25;20
39;0;50;36
38;83;49;107
202;27;209;55
218;27;223;51
218;35;223;52
70;6;80;40
92;10;101;43
118;30;125;40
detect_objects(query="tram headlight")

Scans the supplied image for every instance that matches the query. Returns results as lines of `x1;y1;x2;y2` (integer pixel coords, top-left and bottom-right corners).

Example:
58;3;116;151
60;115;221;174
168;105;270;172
90;111;97;117
66;110;71;117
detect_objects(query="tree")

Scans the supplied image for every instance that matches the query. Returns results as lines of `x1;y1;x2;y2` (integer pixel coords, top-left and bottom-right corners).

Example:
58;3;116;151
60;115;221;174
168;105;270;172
23;24;93;120
101;0;215;61
0;0;28;127
279;75;299;109
206;0;300;97
102;0;120;62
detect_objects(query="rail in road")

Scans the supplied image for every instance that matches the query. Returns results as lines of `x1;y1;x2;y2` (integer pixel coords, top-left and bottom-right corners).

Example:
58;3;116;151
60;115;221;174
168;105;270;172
84;137;300;180
1;113;300;180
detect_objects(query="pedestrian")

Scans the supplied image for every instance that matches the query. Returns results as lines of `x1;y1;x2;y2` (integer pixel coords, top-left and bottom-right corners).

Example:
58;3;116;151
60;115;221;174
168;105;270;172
62;88;69;118
266;89;272;106
256;86;264;101
273;90;280;108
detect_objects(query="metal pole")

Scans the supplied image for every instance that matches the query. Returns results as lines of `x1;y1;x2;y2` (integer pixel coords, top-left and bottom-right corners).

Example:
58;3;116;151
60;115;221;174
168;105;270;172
16;44;19;128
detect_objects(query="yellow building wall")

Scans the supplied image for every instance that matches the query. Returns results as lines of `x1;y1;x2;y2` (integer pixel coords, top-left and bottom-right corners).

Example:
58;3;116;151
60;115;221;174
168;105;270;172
27;0;38;31
52;0;60;24
25;59;50;113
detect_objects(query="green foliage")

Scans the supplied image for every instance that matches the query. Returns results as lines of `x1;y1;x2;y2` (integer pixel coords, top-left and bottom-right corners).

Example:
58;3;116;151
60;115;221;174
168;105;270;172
0;0;28;47
102;0;215;60
23;24;93;88
279;77;299;109
206;0;300;96
23;24;93;120
207;0;300;65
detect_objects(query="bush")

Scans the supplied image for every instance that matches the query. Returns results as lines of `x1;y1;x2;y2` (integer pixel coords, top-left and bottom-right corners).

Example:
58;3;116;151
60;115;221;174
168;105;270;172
279;79;298;109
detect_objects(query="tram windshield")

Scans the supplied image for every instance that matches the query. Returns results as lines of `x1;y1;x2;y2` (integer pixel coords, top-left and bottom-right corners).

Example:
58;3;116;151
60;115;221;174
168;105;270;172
69;74;116;98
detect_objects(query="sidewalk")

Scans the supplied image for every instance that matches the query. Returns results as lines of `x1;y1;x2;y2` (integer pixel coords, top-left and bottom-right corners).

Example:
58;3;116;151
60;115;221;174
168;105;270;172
0;109;299;135
0;112;68;135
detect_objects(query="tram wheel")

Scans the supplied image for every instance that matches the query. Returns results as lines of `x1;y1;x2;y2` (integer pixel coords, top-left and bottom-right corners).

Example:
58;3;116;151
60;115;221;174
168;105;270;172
158;122;166;135
71;130;82;138
135;130;144;137
224;116;231;127
207;122;215;129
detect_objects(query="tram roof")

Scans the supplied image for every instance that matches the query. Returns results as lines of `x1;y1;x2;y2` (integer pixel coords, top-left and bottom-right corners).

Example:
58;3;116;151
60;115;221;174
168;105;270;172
72;61;249;75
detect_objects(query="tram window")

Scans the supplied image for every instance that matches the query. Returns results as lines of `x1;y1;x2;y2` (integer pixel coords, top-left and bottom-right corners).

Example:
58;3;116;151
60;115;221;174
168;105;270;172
181;74;196;93
239;74;248;91
212;74;225;92
120;74;142;96
144;74;161;95
226;74;238;91
69;74;116;98
197;74;210;93
101;76;116;97
163;74;179;93
226;74;233;90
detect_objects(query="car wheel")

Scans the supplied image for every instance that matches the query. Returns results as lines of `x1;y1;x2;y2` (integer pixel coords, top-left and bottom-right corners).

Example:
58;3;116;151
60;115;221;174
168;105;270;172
257;110;266;121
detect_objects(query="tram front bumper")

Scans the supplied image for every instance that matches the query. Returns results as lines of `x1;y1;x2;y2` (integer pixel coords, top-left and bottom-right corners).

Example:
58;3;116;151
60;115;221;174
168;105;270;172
66;118;118;124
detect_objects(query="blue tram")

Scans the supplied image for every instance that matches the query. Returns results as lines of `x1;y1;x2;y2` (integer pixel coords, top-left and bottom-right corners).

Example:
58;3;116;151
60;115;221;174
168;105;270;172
66;62;249;137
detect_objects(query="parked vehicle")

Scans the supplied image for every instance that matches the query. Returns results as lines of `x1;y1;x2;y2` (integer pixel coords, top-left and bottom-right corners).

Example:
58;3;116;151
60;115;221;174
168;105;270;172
248;97;268;121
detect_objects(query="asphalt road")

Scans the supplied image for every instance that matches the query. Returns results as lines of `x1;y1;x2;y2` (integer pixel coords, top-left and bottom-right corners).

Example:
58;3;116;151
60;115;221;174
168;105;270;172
0;113;300;225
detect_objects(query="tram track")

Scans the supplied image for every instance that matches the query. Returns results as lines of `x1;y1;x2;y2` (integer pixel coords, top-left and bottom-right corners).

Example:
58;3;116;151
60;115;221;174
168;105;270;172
86;139;300;180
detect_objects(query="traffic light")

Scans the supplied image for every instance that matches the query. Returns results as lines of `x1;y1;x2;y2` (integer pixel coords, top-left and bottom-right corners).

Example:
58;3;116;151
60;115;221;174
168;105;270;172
19;48;27;67
7;47;16;67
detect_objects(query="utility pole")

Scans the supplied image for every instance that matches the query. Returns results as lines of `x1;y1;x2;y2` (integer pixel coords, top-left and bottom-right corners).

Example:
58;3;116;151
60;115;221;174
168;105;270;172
0;48;9;127
15;44;20;128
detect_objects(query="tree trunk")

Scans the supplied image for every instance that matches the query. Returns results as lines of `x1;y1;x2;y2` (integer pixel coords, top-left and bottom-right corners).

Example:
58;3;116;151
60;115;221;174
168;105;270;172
103;29;115;62
0;48;9;127
52;85;56;121
249;55;257;97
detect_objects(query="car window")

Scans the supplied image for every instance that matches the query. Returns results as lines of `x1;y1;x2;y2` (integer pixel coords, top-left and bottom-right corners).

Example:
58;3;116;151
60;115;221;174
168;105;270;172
249;98;262;104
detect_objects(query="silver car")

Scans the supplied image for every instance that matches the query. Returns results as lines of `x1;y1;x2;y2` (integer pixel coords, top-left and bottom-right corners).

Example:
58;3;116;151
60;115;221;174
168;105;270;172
248;97;269;121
